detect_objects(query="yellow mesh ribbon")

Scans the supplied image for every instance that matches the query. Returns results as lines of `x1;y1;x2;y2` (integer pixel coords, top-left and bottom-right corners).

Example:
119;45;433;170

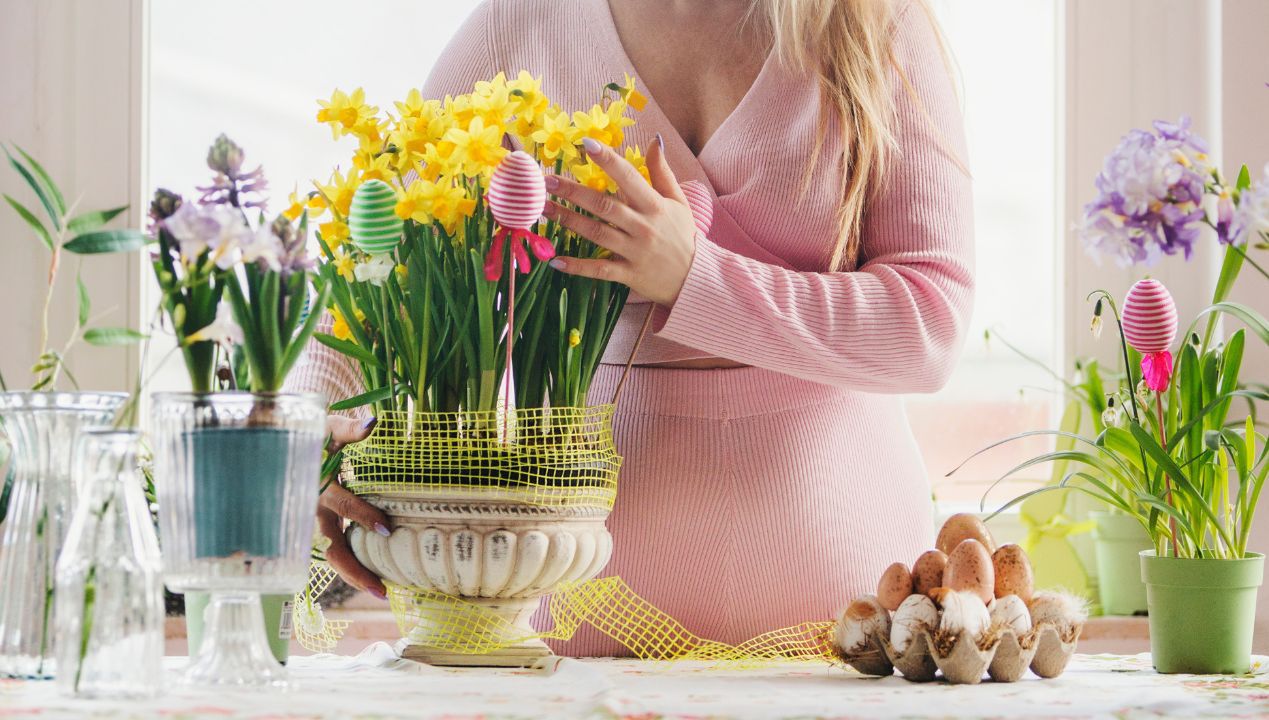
383;577;837;666
295;405;837;665
340;406;620;510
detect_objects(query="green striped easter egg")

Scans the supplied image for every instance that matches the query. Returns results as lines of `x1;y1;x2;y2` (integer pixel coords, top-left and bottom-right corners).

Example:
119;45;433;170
349;179;403;255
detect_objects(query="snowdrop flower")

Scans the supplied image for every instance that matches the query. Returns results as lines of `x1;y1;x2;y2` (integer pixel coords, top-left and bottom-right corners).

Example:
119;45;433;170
185;303;243;346
353;254;395;286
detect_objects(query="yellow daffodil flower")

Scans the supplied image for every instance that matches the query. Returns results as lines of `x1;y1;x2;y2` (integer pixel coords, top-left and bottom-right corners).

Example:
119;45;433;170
395;264;409;281
572;158;617;193
605;99;635;147
331;245;357;281
316;88;379;140
330;306;366;343
444;117;508;178
624;146;651;184
354;151;396;184
283;186;307;222
319;219;350;251
568;328;581;348
315;168;360;219
572;104;616;147
394;183;432;225
508;71;550;118
530;107;581;164
618;73;648;111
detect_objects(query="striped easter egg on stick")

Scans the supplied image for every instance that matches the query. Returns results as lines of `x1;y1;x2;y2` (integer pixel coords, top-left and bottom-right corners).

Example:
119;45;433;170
1122;278;1177;391
680;180;714;236
487;151;546;230
348;179;403;255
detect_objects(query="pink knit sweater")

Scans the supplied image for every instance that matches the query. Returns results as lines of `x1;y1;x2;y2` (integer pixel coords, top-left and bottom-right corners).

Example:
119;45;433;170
287;0;975;649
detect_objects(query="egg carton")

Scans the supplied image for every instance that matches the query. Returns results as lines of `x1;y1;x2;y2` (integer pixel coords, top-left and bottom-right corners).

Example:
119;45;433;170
839;621;1080;684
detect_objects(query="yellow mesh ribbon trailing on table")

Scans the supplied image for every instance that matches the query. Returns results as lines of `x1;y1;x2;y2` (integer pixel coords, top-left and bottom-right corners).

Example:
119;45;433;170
384;577;837;666
293;405;837;665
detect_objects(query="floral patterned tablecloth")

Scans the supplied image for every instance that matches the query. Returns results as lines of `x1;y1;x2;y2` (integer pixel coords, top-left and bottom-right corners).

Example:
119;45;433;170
2;644;1267;719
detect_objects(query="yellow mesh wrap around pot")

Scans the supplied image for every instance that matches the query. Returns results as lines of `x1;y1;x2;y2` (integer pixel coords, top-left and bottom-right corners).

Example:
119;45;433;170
295;405;837;664
340;405;620;510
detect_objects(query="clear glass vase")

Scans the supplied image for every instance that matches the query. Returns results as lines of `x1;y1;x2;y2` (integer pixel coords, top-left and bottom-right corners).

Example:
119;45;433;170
54;429;163;698
150;392;324;687
0;391;127;679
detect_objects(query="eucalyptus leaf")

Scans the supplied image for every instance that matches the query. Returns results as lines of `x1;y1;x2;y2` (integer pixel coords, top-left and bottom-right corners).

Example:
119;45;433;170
3;194;53;250
67;206;128;235
64;229;151;255
83;327;148;346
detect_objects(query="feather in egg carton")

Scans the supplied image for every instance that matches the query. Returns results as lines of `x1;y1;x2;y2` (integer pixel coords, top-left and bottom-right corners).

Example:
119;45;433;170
833;591;1085;684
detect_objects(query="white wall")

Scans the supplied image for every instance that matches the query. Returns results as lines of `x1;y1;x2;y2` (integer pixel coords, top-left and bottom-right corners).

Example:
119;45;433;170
0;0;144;393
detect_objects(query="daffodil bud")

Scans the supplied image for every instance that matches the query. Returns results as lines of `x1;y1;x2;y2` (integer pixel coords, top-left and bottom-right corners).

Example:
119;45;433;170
568;328;581;348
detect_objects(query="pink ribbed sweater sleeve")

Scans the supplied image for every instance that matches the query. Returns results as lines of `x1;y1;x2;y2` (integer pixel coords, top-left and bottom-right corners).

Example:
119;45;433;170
653;6;974;393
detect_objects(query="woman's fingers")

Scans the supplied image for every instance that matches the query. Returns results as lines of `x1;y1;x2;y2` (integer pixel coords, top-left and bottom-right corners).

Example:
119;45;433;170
579;138;661;211
647;135;688;203
326;414;376;453
548;255;632;283
545;174;643;233
544;201;634;256
318;505;387;598
320;482;391;537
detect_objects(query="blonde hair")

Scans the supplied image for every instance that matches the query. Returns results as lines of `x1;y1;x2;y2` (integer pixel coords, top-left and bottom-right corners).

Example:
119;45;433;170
754;0;942;271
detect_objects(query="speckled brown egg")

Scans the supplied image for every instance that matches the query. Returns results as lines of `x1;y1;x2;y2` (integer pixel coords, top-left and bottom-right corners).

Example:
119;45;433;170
876;562;913;611
935;513;997;556
992;544;1035;602
911;549;948;597
942;539;995;604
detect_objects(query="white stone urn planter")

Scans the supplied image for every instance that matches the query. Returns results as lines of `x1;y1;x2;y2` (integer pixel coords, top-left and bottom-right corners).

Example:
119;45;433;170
348;493;612;666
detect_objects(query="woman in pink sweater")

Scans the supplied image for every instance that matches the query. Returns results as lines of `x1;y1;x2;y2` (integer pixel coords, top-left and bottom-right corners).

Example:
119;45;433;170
298;0;973;656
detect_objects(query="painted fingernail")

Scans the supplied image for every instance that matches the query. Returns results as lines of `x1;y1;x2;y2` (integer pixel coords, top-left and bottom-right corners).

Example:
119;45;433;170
544;174;559;190
374;522;391;537
582;137;601;153
362;416;377;432
549;258;566;270
368;587;387;601
655;132;664;151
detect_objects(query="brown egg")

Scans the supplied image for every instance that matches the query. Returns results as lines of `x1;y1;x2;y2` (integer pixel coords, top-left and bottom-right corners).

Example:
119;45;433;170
911;550;948;597
935;513;997;556
876;562;913;611
927;586;952;605
992;544;1035;602
942;539;994;604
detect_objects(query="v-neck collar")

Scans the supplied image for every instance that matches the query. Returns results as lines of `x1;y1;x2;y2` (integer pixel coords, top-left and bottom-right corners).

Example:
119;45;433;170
587;0;775;166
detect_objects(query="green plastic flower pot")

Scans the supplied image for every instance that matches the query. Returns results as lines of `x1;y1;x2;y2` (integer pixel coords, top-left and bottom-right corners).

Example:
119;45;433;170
185;592;293;664
1092;512;1151;615
1140;550;1264;674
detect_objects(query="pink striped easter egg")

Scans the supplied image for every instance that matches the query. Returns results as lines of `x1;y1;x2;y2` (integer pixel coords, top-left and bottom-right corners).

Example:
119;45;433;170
680;180;714;236
1122;278;1177;354
487;150;546;230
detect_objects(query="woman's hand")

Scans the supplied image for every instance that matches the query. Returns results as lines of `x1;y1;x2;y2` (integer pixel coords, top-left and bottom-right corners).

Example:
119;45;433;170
317;415;390;600
545;135;698;307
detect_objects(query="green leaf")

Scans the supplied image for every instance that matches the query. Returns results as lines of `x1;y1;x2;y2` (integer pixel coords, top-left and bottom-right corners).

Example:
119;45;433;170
82;327;147;346
330;384;404;411
314;331;381;369
3;146;61;230
1237;164;1252;192
3;194;53;250
63;229;151;255
67;206;128;235
0;442;13;523
76;273;90;326
13;145;66;218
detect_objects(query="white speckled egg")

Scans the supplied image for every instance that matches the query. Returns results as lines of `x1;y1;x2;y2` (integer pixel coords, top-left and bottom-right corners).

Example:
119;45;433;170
990;594;1032;635
835;595;890;655
1028;591;1089;632
937;590;990;640
890;594;938;654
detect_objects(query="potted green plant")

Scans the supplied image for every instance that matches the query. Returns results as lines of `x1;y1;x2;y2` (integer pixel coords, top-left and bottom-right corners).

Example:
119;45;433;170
967;118;1269;673
0;145;147;678
145;135;329;685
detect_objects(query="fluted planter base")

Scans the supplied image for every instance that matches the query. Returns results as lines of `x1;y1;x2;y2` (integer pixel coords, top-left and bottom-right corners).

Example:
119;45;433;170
348;494;612;667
